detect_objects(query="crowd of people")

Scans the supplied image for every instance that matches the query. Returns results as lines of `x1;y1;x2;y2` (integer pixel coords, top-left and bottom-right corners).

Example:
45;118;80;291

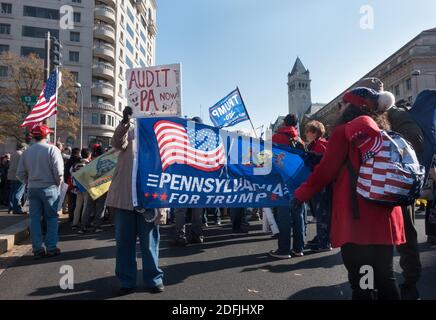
1;77;435;300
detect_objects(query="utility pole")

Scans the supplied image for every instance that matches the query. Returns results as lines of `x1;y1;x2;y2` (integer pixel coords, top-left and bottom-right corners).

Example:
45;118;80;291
42;32;51;129
49;35;62;143
44;32;51;82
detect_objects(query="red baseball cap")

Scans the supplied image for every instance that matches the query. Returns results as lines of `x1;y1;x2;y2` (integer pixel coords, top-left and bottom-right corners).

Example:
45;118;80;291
31;125;54;138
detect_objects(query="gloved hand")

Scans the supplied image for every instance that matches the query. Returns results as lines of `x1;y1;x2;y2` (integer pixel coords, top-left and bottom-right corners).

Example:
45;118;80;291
122;106;133;124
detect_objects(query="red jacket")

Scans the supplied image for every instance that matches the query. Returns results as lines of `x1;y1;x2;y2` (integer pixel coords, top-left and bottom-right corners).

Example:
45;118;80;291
307;138;328;155
294;116;405;248
273;126;301;146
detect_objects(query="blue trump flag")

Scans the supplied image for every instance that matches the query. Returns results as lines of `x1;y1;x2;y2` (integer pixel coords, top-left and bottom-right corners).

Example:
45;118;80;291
209;88;249;128
133;117;311;209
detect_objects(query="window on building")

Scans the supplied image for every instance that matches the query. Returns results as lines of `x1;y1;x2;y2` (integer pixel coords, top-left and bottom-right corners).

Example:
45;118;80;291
406;78;412;91
69;51;80;62
119;66;123;77
125;56;133;68
126;40;134;54
0;66;7;77
21;46;45;58
140;31;146;43
119;102;122;112
140;59;146;68
92;113;99;125
88;136;110;148
140;45;146;55
100;114;106;125
395;85;400;96
119;84;123;94
73;12;81;23
0;44;9;53
1;3;12;14
71;71;79;82
141;16;147;29
127;7;135;23
72;0;82;3
126;24;134;38
119;48;124;59
23;6;59;20
121;14;124;24
70;31;80;42
0;23;10;35
22;26;58;38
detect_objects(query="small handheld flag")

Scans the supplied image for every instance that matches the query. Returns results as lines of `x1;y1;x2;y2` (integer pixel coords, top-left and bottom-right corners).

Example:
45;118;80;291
209;88;249;128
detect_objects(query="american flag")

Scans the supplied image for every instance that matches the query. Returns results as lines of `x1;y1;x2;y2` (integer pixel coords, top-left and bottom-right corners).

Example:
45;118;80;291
356;132;416;203
153;120;226;172
20;69;58;128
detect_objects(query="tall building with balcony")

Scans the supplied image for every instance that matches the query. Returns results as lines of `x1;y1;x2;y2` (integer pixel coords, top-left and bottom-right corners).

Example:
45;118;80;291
0;0;157;148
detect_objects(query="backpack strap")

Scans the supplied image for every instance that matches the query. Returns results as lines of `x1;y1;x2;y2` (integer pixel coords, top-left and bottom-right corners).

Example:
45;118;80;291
346;157;360;220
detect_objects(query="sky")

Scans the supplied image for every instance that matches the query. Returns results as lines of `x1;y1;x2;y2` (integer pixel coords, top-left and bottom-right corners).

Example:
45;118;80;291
156;0;436;133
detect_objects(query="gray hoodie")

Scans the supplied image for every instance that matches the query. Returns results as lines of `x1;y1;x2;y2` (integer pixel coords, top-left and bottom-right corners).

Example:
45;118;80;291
17;141;64;188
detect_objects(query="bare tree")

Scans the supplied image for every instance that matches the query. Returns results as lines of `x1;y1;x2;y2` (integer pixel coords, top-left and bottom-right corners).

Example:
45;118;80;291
0;52;79;143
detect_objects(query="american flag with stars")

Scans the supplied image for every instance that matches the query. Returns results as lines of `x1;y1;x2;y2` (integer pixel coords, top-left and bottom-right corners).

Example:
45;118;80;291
153;120;226;172
356;132;418;203
21;69;58;128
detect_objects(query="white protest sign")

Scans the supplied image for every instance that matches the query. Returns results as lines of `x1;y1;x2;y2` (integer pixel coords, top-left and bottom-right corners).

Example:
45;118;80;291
126;63;182;118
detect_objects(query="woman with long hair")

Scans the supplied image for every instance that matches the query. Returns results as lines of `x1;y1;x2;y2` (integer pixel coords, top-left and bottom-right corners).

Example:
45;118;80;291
292;87;405;300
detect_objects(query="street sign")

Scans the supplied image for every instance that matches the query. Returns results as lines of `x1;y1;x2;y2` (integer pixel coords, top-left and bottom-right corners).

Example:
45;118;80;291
21;96;37;107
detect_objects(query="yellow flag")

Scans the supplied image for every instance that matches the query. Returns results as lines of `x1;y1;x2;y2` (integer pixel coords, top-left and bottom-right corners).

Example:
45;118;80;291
72;150;120;200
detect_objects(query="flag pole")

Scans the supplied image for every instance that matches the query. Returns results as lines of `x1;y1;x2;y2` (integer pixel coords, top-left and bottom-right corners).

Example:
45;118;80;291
54;66;59;143
236;87;257;138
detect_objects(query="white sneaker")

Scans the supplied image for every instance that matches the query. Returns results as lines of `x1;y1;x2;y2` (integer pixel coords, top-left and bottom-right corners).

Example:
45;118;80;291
291;250;304;257
268;250;291;259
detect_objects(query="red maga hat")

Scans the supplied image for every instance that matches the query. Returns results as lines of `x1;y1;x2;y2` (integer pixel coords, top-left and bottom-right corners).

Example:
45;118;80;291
31;125;54;138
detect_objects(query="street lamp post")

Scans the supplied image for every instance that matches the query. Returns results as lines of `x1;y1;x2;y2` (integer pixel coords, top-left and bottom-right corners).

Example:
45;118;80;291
74;82;83;149
410;70;422;104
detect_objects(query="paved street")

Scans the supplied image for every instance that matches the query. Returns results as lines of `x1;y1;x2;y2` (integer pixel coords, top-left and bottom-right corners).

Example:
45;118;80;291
0;211;435;300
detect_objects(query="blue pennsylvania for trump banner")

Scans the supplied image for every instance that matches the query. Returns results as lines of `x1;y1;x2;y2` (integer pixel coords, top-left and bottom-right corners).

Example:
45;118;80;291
209;88;249;128
133;117;311;209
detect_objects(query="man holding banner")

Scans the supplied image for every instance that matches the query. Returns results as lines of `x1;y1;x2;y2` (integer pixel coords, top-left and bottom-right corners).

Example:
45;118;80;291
106;107;165;296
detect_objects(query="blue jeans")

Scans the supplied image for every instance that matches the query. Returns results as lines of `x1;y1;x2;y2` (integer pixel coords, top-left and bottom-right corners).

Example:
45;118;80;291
8;180;25;213
28;186;60;253
275;201;306;254
313;190;331;248
115;209;164;288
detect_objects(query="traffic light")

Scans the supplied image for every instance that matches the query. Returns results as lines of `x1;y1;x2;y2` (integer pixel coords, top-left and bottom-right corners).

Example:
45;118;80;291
49;36;62;70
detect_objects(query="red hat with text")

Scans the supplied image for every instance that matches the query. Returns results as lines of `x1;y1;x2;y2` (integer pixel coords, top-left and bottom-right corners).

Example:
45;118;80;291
31;125;54;138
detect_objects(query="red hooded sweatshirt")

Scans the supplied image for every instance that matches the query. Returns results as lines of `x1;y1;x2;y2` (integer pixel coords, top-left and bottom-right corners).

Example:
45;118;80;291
273;126;301;146
294;116;405;248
